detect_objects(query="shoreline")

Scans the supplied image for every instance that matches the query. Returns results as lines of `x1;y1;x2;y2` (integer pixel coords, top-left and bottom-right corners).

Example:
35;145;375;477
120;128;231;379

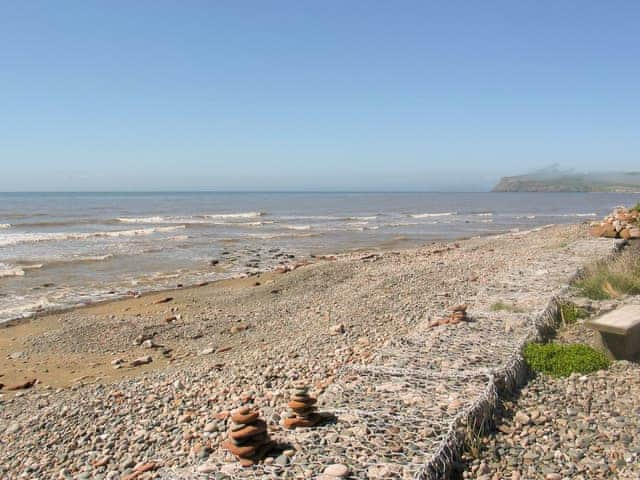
0;225;554;330
0;222;618;479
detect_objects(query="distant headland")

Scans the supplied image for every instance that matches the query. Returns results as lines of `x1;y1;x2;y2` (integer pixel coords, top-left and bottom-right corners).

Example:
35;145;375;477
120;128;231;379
492;167;640;193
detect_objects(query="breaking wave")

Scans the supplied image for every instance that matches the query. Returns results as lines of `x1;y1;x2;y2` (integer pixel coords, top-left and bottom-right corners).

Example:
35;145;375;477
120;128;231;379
409;212;456;218
117;212;267;225
0;226;185;247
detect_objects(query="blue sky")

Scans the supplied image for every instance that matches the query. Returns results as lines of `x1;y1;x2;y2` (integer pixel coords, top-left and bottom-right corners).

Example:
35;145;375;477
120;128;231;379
1;1;639;191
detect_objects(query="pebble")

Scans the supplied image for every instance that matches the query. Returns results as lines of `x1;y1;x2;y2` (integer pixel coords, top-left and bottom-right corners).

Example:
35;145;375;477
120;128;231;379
323;463;349;477
1;225;627;480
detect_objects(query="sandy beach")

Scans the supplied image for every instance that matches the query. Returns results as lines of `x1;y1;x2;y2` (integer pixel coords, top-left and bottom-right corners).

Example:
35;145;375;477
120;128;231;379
0;224;626;479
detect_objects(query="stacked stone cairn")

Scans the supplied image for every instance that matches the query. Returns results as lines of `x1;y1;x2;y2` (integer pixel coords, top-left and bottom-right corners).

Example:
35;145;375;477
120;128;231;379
589;205;640;239
429;304;469;328
283;384;321;429
222;407;272;466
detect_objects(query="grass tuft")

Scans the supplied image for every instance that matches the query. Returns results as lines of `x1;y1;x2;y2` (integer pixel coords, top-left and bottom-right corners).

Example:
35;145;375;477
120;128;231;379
574;249;640;300
490;301;525;313
559;302;587;325
523;343;610;377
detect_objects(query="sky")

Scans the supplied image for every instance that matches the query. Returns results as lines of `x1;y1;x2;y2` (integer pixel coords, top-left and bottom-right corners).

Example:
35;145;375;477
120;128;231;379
1;1;639;192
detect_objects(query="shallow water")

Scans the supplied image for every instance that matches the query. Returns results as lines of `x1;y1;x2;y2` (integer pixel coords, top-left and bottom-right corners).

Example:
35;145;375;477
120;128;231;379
0;191;637;323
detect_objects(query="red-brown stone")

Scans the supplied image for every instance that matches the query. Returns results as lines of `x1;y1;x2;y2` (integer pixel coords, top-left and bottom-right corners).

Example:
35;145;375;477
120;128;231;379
231;409;259;424
222;439;257;458
229;420;266;440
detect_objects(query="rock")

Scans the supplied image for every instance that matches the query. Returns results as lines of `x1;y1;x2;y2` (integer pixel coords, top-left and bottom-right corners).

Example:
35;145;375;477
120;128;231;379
130;355;152;367
8;351;25;360
6;422;21;435
514;411;531;425
8;379;37;390
223;409;272;463
154;296;173;304
231;408;259;424
203;422;217;433
197;463;217;474
324;463;349;477
283;384;321;428
330;324;345;335
198;347;215;355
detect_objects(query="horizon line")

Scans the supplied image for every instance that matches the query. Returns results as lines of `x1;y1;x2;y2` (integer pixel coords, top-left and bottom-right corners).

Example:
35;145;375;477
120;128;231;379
0;189;498;194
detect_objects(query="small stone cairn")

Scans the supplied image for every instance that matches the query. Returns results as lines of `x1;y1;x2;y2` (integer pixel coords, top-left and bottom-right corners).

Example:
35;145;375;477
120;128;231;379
222;407;272;466
589;205;640;239
283;384;321;428
429;304;469;328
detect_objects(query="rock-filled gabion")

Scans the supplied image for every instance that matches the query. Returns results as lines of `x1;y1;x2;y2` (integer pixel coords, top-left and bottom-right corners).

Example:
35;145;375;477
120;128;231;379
222;407;272;466
283;384;321;428
589;206;640;239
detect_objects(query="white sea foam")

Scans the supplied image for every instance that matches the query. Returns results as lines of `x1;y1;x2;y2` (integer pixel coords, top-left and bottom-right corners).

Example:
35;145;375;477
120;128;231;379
0;263;25;278
409;212;456;218
117;216;166;224
386;222;421;227
203;212;264;219
0;226;185;247
283;225;312;231
474;213;494;217
0;223;11;229
117;213;267;225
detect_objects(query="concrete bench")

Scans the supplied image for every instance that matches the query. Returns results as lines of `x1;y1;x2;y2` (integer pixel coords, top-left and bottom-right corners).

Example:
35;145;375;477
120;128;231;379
586;305;640;361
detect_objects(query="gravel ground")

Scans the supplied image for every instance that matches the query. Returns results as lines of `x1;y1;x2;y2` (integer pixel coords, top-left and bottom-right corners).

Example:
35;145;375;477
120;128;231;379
0;224;620;479
461;362;640;480
461;250;640;480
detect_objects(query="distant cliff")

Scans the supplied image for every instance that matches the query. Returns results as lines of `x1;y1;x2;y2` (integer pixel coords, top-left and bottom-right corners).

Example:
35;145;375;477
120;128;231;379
492;172;640;193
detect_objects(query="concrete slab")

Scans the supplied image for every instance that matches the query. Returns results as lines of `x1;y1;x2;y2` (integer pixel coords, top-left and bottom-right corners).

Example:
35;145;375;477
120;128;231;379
586;305;640;361
586;305;640;335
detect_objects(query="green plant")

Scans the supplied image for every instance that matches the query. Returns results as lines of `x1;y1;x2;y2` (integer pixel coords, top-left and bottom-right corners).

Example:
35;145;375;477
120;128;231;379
574;250;640;300
559;302;587;325
490;301;525;313
523;343;610;377
631;202;640;212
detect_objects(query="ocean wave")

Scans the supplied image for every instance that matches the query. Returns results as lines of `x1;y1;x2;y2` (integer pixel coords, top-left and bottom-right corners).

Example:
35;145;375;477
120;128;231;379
117;213;268;225
204;212;265;219
386;222;420;227
473;212;494;217
514;212;596;219
0;223;11;229
248;232;320;239
0;226;185;247
117;216;166;224
282;224;312;231
409;212;456;218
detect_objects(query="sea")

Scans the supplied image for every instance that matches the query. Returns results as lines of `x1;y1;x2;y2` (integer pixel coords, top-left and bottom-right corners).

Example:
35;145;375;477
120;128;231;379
1;191;638;324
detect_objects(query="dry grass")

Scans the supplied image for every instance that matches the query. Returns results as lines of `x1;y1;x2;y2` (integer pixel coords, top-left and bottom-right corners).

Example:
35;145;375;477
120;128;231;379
574;247;640;300
490;301;525;313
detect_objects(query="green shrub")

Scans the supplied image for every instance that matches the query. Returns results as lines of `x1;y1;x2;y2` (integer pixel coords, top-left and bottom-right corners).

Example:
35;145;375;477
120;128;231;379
574;250;640;300
631;202;640;212
559;302;587;325
523;343;610;377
